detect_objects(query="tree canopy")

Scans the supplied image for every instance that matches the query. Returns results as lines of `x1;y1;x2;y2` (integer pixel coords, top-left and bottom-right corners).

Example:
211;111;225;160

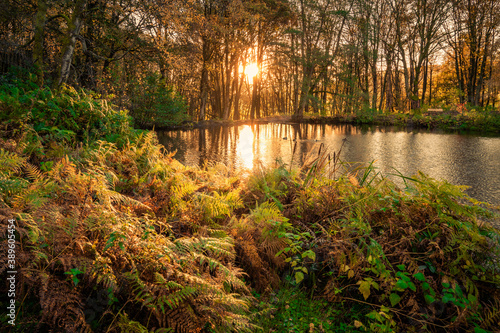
1;0;499;122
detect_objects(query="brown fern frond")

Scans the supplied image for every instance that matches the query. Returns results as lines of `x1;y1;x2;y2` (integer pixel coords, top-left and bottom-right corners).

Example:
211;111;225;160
260;235;287;269
165;307;202;333
49;255;91;274
38;276;91;332
24;162;44;182
48;155;77;184
235;238;279;291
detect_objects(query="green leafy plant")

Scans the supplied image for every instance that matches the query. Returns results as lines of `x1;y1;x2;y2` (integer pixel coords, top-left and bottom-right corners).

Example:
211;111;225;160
64;268;84;286
128;73;189;128
279;232;316;284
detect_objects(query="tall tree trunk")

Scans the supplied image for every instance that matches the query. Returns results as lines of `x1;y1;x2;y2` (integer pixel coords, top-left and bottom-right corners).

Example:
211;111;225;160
55;0;87;89
250;75;260;119
33;0;48;86
199;38;211;121
422;59;428;107
428;64;433;105
222;42;231;120
476;37;490;106
233;66;244;120
250;24;264;119
371;63;378;110
385;59;394;112
453;45;465;103
379;67;388;111
293;0;308;121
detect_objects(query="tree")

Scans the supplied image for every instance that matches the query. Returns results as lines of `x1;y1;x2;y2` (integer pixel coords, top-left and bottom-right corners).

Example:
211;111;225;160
391;0;451;110
55;0;87;88
290;0;351;120
447;0;500;106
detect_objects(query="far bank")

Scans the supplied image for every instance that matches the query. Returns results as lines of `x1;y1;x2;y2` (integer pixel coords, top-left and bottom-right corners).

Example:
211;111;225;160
146;109;500;134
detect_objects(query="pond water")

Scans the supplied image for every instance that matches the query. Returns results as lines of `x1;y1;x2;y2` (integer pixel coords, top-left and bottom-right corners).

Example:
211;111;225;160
157;123;500;206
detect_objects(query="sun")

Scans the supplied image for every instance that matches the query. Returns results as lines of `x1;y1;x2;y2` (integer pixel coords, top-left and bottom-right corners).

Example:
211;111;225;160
244;63;259;80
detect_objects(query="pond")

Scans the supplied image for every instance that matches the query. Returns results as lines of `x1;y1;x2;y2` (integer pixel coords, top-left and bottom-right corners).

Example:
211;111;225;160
157;123;500;206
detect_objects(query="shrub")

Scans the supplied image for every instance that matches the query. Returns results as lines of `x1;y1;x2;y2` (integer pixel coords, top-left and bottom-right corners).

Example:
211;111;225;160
129;74;189;128
0;75;134;145
0;133;255;332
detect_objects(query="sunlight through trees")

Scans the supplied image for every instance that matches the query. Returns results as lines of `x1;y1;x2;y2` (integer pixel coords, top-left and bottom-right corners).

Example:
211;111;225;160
1;0;498;122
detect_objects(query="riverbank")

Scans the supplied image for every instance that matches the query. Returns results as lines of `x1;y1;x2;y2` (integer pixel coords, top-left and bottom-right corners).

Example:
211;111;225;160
158;110;500;134
2;81;500;332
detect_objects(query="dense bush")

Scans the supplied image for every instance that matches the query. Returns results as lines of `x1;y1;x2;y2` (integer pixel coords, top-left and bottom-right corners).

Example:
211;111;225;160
244;162;500;332
128;74;189;129
0;133;255;332
0;75;134;145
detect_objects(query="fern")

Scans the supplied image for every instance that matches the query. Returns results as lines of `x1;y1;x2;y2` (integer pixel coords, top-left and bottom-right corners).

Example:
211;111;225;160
89;254;118;291
170;180;197;208
0;122;254;332
0;177;29;197
24;162;44;182
116;312;153;333
38;276;92;332
0;148;25;176
196;190;243;220
200;236;236;260
480;299;500;330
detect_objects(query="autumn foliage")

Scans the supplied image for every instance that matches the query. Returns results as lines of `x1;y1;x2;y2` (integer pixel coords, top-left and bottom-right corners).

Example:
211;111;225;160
1;81;500;332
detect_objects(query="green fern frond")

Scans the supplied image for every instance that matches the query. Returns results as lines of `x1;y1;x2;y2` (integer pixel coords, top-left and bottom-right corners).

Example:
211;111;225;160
172;237;199;254
153;273;182;289
480;298;500;330
160;287;198;310
171;182;197;201
201;236;236;260
197;190;243;220
250;201;288;226
0;148;25;176
175;271;223;295
0;177;29;197
116;312;151;333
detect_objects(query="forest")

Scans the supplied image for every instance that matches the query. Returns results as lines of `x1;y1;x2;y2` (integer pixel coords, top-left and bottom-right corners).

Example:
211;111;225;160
1;0;500;332
1;0;499;124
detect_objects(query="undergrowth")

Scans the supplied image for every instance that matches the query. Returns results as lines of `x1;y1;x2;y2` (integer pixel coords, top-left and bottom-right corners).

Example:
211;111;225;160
253;284;367;332
0;74;135;146
1;79;500;332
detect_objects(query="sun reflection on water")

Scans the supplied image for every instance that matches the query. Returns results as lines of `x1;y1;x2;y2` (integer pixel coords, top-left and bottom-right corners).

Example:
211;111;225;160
237;125;255;170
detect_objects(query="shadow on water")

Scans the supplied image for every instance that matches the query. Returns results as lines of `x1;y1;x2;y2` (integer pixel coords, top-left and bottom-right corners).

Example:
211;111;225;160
157;123;500;206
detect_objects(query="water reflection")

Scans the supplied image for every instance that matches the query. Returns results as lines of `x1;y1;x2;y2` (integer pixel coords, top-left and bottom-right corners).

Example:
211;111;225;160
237;125;255;169
157;124;500;205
